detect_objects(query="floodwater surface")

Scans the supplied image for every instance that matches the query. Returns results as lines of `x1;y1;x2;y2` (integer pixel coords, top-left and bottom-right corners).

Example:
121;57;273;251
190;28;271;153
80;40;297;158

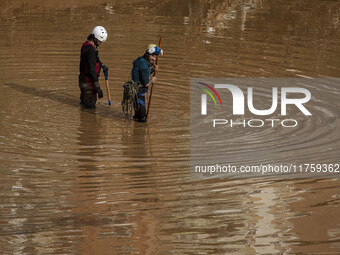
0;0;340;254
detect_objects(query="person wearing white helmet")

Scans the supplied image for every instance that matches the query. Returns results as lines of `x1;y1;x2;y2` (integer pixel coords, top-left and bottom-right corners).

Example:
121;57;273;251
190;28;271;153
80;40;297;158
78;26;109;109
130;43;163;122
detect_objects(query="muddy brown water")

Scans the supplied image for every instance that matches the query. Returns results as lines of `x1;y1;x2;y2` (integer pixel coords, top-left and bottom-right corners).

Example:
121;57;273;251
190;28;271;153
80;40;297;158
0;0;340;254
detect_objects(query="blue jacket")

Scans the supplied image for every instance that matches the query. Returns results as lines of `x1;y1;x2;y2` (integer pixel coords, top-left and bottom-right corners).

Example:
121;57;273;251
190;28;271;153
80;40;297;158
131;56;151;92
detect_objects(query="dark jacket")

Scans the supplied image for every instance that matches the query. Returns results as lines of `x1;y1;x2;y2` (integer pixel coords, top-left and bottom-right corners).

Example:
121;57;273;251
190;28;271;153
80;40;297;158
131;56;152;92
79;42;101;85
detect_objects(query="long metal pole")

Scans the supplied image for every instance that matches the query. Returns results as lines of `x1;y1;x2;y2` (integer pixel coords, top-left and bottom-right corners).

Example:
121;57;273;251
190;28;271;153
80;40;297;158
146;37;162;120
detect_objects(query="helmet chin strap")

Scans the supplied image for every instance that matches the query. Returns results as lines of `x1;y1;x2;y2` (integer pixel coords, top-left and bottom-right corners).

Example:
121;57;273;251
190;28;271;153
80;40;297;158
148;57;156;70
94;38;100;47
146;54;153;64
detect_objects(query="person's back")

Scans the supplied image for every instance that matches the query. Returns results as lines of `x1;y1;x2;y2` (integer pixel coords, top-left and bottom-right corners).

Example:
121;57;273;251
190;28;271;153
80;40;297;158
132;56;151;89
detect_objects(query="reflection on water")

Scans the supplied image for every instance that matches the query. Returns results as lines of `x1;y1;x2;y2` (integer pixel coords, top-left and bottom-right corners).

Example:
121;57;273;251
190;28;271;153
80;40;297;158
0;0;340;254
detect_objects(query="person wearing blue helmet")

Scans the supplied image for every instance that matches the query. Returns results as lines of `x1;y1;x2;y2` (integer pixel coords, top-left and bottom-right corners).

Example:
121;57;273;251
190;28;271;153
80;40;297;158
131;44;163;122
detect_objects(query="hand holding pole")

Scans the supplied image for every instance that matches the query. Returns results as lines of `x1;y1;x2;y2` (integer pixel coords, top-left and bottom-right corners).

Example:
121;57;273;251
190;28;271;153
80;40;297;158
146;37;162;120
104;70;111;106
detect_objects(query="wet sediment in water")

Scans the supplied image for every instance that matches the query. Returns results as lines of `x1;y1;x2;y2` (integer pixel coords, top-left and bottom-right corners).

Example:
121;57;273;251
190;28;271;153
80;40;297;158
0;0;339;254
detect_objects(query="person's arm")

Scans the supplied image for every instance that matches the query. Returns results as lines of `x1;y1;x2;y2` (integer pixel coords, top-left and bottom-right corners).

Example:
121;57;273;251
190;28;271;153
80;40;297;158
85;46;98;83
145;76;156;87
100;60;109;74
85;46;103;98
140;66;151;87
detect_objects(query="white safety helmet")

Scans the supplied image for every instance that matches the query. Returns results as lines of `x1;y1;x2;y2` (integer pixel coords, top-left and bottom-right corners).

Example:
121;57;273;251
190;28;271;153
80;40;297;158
92;26;107;42
146;44;163;55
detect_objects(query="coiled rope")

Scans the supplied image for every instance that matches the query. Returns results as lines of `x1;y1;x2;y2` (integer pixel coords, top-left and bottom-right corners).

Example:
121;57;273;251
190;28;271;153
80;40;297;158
121;80;141;120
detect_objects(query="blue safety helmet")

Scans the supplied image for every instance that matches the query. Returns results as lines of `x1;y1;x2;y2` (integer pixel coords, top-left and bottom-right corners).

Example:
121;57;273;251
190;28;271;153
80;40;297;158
146;44;163;56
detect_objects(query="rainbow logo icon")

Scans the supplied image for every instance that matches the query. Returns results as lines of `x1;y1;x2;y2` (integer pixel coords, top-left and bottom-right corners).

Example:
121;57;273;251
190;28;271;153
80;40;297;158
196;82;223;106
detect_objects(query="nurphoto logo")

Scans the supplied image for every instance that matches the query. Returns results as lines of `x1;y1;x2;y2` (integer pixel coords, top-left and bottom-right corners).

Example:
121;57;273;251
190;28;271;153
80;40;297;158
190;78;339;179
196;80;312;128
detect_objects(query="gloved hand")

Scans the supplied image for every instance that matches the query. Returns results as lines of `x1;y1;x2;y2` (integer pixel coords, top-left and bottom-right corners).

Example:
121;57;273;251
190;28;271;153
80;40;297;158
102;64;109;75
94;82;103;98
97;87;103;98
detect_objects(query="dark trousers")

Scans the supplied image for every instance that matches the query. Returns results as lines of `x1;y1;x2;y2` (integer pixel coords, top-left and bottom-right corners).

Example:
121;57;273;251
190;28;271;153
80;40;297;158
134;89;147;122
79;82;97;109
